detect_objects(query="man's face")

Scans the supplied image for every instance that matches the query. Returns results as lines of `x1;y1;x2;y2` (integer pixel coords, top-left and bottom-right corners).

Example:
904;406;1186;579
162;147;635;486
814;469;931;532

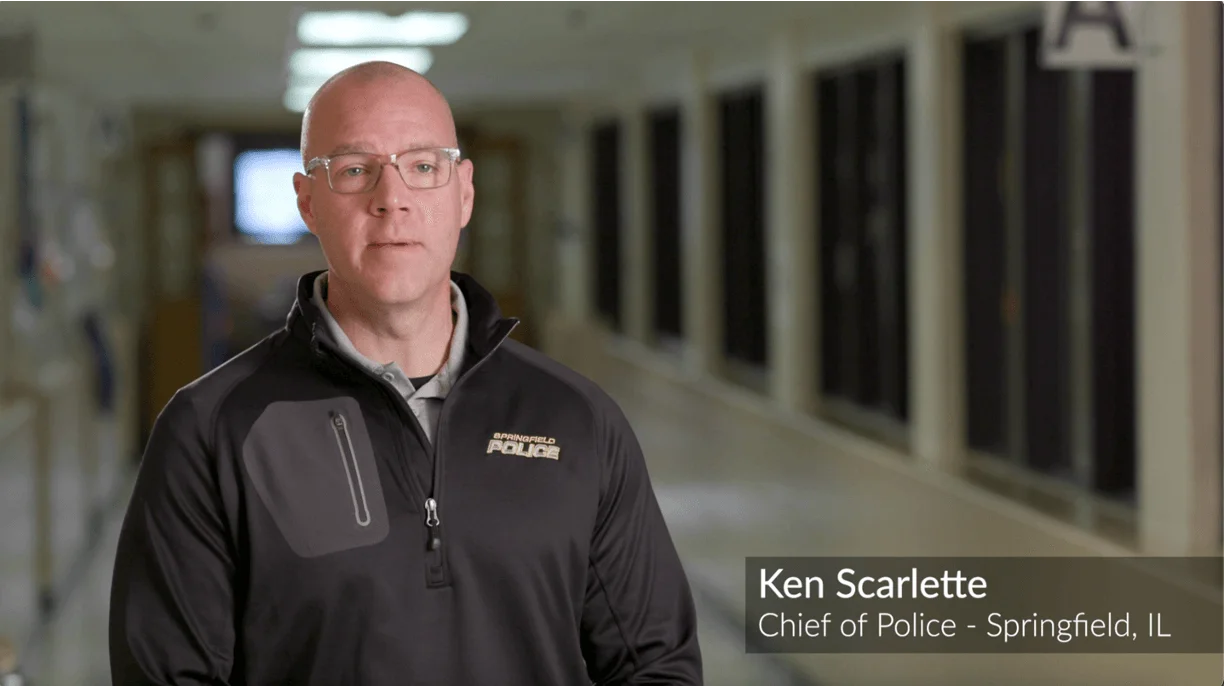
294;77;474;307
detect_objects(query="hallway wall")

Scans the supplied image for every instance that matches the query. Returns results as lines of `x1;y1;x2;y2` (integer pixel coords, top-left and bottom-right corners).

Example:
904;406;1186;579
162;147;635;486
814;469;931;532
0;79;143;661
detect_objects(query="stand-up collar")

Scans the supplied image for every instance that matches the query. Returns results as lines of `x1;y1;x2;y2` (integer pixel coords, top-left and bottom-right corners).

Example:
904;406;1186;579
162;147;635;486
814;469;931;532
310;271;469;399
287;269;518;367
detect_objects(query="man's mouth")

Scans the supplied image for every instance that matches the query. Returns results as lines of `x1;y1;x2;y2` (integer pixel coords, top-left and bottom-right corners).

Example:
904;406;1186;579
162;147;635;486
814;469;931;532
369;241;423;249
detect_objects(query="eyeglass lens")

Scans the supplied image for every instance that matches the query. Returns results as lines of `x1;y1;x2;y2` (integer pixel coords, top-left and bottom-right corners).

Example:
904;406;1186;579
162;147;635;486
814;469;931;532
327;149;453;193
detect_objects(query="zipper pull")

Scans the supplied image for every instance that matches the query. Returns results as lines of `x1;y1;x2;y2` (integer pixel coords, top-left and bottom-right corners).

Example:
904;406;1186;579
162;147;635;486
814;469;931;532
425;498;441;551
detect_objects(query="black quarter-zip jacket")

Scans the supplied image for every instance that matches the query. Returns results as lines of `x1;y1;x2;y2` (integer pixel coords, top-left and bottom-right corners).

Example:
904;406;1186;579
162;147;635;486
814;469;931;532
109;270;703;685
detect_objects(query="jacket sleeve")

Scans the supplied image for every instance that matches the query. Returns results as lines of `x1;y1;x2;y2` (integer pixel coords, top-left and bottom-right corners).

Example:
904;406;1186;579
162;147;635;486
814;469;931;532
580;393;703;685
109;389;238;685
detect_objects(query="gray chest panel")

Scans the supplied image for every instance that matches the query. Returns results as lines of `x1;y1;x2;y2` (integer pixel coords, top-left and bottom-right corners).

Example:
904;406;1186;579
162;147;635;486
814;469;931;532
242;397;391;558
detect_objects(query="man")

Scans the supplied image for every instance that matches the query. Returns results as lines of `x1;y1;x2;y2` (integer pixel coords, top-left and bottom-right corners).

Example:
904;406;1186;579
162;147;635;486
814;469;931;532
109;62;703;685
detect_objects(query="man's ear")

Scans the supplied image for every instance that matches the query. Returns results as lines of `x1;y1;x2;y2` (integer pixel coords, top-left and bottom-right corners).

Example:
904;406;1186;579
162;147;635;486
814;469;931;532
293;172;318;234
458;159;476;229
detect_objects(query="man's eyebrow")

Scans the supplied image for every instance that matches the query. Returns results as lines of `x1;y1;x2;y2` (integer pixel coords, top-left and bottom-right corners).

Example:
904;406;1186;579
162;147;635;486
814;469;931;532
327;142;377;156
326;141;451;156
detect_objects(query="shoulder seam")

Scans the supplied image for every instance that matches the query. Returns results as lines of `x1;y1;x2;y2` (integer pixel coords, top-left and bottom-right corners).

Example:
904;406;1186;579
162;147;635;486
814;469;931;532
204;337;283;457
500;344;604;466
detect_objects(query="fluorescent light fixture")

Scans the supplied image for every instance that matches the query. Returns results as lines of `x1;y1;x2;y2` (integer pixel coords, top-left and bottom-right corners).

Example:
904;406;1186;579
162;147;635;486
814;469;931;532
297;11;469;46
283;85;318;113
282;48;433;112
288;47;433;78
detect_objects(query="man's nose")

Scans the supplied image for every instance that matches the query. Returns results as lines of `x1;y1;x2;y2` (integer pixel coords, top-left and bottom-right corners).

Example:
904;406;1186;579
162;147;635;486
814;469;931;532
369;164;412;215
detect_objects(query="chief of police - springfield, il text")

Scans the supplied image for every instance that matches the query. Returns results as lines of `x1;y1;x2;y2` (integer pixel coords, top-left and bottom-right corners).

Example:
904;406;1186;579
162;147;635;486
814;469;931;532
108;61;703;685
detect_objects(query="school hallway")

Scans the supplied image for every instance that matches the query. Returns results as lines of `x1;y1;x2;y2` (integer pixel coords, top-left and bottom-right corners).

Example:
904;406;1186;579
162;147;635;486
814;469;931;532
1;2;1222;685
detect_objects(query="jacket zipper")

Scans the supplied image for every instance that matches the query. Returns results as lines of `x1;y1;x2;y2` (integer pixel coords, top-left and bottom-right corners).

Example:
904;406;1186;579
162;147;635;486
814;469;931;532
423;319;519;585
425;497;440;550
329;411;372;527
365;372;450;586
370;384;434;522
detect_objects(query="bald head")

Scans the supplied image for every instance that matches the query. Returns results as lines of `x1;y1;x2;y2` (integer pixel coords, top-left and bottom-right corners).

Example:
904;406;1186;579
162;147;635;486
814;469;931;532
300;61;457;166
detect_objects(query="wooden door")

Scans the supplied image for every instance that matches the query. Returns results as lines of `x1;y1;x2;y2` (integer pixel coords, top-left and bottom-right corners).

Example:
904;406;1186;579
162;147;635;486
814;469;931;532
141;137;205;444
460;132;533;347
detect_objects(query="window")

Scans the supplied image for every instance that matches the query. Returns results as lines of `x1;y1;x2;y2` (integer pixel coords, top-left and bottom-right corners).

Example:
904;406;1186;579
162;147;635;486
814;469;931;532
591;121;622;331
1020;26;1072;477
230;133;312;245
815;55;910;426
962;36;1008;455
961;25;1136;499
718;86;768;370
1086;69;1136;495
648;106;684;341
234;149;310;245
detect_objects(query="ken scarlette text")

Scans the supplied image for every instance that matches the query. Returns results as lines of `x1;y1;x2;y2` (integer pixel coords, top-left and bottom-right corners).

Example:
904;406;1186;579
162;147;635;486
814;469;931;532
760;567;989;600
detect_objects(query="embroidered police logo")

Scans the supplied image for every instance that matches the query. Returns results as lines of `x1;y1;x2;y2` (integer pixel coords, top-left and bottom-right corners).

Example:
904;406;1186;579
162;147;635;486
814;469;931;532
487;433;560;460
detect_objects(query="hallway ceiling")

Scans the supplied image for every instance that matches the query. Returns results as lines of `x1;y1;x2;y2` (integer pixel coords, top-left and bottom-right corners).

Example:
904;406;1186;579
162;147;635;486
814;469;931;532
0;1;859;114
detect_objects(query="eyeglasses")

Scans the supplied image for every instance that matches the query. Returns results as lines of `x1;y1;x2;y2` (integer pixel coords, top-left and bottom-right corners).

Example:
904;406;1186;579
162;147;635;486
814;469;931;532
304;147;461;194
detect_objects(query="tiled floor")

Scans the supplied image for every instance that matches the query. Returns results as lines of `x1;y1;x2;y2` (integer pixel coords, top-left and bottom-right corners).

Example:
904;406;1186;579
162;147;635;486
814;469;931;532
20;507;119;686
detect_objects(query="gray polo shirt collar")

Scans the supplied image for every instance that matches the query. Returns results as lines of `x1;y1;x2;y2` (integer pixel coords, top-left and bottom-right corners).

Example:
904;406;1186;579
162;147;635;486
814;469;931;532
311;272;469;400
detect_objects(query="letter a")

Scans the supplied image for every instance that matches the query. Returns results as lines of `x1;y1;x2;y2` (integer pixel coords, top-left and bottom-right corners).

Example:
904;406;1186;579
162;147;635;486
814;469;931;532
1054;1;1132;50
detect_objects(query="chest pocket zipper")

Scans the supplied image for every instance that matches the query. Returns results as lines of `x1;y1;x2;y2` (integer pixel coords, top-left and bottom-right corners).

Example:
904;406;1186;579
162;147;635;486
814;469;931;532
330;411;372;527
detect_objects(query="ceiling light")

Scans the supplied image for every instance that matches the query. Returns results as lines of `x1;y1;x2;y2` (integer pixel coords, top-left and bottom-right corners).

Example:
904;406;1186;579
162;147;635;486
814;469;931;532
283;85;318;113
288;47;434;78
297;11;469;46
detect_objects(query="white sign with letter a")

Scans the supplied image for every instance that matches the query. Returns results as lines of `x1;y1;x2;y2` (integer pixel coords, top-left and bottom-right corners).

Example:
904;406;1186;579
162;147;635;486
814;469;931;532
1042;1;1144;69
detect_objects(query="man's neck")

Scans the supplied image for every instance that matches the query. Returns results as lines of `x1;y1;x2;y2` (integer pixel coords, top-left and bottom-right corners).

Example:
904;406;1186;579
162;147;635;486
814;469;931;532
324;276;455;378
